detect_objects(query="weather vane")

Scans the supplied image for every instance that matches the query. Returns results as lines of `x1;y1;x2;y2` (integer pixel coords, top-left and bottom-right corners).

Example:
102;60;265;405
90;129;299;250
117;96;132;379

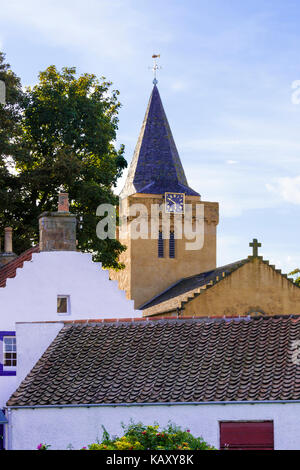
151;54;161;85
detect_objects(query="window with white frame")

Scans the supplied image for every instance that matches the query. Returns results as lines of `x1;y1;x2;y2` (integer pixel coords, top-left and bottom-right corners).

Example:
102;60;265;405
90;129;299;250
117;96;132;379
3;337;17;368
57;295;70;315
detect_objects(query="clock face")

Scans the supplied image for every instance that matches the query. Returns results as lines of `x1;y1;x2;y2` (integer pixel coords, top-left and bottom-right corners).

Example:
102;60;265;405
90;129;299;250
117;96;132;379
165;192;185;213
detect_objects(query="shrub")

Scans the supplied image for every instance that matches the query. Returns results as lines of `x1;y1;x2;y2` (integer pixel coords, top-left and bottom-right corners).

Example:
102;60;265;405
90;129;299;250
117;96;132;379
83;422;215;450
37;443;51;450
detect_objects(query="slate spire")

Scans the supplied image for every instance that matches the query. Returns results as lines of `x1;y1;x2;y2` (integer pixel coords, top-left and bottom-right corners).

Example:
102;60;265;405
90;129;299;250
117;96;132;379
120;85;199;198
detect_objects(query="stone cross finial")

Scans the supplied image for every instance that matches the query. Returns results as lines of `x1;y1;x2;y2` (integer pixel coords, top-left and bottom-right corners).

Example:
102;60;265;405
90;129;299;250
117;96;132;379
249;238;261;257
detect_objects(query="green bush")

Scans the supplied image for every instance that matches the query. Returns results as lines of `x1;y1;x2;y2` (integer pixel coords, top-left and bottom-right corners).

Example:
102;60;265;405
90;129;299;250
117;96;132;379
82;422;215;450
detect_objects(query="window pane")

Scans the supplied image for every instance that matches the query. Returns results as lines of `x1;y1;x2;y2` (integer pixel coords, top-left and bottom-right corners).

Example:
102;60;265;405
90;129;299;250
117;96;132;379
57;297;68;313
3;337;17;367
158;231;164;258
4;353;17;366
169;231;175;258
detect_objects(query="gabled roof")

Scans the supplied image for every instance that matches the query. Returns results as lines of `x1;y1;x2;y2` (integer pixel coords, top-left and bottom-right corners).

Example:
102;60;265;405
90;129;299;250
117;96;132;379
140;260;247;314
120;85;199;198
140;257;298;316
7;316;300;406
0;246;39;288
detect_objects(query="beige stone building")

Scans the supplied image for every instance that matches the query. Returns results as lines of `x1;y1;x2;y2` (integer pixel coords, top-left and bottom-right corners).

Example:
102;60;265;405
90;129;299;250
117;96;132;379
111;83;300;317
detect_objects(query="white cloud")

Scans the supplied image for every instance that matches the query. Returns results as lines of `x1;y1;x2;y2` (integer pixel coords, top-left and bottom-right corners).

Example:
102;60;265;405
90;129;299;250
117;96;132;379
170;80;187;92
181;138;300;155
0;0;169;62
218;234;246;264
267;175;300;204
1;1;127;58
267;253;300;274
187;166;278;217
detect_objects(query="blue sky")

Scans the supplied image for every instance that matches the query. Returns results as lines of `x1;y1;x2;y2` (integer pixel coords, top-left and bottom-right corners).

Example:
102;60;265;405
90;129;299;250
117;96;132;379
1;0;300;272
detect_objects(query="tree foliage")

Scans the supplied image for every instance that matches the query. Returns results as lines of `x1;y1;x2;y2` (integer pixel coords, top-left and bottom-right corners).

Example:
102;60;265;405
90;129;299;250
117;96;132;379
0;54;127;268
289;269;300;287
0;52;25;252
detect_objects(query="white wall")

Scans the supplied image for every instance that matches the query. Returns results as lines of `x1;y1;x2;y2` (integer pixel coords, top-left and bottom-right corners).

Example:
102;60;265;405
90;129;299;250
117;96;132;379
16;323;65;386
0;323;63;421
7;402;300;450
0;252;139;331
0;377;17;410
0;251;141;408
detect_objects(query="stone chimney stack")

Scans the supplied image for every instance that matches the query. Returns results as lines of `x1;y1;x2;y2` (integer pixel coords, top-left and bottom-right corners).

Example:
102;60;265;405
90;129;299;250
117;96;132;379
0;227;17;267
39;193;77;252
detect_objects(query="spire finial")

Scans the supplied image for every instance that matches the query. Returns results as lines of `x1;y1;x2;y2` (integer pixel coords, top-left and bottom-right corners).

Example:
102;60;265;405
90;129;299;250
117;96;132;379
249;238;262;257
151;54;161;85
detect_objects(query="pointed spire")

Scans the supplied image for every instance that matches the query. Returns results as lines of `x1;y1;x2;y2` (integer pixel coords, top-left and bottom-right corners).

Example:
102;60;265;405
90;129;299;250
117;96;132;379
120;85;199;198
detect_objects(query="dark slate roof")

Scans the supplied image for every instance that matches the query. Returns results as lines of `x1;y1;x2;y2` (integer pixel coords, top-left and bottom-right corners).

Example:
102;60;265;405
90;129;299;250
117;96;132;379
0;245;39;288
140;260;247;314
120;85;199;198
7;316;300;406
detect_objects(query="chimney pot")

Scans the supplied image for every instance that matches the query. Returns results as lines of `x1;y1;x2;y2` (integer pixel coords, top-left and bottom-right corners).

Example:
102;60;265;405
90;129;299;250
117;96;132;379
58;193;69;213
4;227;13;253
0;227;17;266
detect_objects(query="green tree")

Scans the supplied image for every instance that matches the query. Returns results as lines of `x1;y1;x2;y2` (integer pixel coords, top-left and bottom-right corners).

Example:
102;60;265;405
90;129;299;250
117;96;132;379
289;269;300;287
1;60;127;268
0;52;25;252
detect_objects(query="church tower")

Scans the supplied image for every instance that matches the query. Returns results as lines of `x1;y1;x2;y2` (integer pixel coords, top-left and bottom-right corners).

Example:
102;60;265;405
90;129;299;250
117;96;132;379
110;84;219;309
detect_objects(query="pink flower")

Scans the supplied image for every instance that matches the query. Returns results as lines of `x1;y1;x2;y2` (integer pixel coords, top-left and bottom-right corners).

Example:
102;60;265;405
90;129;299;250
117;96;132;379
37;442;50;450
187;429;190;433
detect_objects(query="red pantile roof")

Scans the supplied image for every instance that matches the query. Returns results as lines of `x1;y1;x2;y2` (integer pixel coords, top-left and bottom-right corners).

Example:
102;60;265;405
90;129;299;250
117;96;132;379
0;246;39;288
7;316;300;406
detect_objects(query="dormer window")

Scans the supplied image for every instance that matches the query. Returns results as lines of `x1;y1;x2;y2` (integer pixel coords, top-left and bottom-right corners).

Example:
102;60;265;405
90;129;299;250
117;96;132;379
57;295;70;315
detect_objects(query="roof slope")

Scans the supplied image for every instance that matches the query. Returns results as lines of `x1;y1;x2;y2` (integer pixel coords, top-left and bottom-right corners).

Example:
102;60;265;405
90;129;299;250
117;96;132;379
141;257;299;316
0;245;39;288
140;260;247;314
120;85;199;198
7;316;300;406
